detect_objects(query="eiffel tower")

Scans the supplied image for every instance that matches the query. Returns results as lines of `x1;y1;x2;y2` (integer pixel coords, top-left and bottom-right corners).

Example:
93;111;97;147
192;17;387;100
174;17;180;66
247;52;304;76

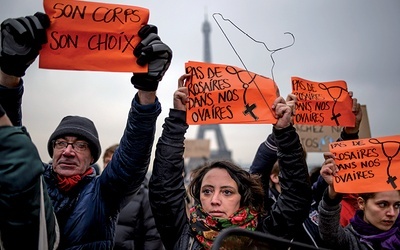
186;14;232;172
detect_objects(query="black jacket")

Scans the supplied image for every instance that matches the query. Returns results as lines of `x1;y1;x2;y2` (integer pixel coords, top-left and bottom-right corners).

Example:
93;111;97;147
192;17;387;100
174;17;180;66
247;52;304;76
149;109;312;250
114;183;164;250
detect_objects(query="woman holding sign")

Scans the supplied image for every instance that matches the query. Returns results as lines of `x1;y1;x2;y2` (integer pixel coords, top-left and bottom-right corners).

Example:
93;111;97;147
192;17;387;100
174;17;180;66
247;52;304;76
148;74;312;249
318;152;400;249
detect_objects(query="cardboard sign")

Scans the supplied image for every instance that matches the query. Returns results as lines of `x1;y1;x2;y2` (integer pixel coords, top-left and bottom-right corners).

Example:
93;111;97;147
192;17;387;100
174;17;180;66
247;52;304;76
295;105;372;152
184;139;210;158
295;125;342;152
329;135;400;193
292;77;355;127
185;61;279;125
40;0;149;72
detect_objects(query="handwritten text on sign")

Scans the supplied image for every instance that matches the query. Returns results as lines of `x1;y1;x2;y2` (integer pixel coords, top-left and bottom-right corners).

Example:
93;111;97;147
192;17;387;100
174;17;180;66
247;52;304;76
292;77;355;127
185;61;278;125
40;0;149;72
329;135;400;193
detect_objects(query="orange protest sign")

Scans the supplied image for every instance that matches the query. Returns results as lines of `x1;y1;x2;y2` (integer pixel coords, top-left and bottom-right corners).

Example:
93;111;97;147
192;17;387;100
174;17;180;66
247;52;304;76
39;0;149;72
294;105;371;152
185;61;278;125
329;135;400;193
291;77;355;127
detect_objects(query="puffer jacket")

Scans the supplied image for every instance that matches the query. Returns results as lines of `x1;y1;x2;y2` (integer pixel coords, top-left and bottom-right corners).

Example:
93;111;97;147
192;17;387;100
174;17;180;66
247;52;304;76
149;109;312;250
0;82;161;249
113;183;164;250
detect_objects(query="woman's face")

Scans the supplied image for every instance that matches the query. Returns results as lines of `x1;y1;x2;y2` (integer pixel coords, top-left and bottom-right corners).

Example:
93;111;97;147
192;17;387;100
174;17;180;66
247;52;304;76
359;190;400;231
200;168;241;219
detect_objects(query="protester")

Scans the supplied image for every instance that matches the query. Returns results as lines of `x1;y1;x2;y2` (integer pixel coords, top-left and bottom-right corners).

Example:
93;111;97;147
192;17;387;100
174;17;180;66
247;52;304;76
267;161;280;205
103;144;119;169
102;144;164;250
249;91;363;248
318;151;400;249
0;11;171;249
148;74;311;249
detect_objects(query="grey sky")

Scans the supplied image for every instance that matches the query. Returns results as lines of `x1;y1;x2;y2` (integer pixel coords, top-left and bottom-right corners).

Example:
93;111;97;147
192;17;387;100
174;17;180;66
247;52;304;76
1;0;399;170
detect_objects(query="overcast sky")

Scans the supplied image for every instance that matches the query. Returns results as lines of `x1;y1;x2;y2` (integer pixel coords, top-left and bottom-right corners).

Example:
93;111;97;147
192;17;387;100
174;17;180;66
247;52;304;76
1;0;399;170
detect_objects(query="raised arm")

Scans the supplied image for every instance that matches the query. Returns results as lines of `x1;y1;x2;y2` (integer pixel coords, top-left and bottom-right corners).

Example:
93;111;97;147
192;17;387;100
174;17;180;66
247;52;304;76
261;96;312;238
0;13;49;126
317;152;350;248
0;103;58;249
99;24;172;210
249;94;298;210
149;74;191;250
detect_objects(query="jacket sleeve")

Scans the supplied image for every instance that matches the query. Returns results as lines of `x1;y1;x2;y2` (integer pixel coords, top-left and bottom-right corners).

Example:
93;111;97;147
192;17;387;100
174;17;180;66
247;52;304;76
312;175;328;205
262;125;312;238
0;81;24;126
0;126;58;249
249;133;278;211
99;93;161;212
249;133;278;175
148;109;189;250
318;189;349;247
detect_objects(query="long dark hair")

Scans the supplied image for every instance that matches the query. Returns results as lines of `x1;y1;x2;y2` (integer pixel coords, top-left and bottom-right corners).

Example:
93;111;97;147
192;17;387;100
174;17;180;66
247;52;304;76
188;160;265;214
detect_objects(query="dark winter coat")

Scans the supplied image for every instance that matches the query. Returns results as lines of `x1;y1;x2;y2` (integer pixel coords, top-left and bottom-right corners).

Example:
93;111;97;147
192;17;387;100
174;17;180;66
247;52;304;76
0;82;161;249
113;183;164;250
0;126;58;250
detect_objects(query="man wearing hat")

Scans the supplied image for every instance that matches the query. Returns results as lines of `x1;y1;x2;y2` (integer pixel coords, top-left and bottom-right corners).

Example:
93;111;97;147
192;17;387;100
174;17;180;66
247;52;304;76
0;12;172;249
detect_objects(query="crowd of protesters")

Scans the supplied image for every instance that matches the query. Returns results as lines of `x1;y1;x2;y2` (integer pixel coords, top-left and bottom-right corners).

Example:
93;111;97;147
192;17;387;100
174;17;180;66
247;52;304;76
0;9;399;250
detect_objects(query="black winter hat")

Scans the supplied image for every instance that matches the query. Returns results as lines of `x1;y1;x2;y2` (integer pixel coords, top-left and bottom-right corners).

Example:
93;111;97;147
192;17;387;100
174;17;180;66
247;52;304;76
47;115;101;163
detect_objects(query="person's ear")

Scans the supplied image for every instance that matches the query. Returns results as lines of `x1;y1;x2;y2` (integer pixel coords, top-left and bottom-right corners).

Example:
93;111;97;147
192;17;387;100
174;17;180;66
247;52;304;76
357;197;365;210
270;173;279;184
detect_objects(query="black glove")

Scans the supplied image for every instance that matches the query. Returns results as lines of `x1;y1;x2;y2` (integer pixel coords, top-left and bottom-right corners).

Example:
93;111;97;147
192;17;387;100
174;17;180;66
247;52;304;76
131;24;172;91
0;12;50;77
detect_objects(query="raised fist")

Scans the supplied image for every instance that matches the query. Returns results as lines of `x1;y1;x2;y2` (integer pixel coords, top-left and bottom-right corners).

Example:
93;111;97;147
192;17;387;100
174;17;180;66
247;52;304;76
0;12;50;77
131;25;172;91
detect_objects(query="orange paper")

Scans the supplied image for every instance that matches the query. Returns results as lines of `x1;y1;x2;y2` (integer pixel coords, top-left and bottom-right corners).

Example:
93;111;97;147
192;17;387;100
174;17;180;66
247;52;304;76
291;77;355;127
329;135;400;193
39;0;149;72
185;61;278;125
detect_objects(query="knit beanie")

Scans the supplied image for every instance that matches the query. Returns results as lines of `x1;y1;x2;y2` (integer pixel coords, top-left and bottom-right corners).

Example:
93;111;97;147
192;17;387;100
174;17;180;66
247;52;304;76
47;115;101;163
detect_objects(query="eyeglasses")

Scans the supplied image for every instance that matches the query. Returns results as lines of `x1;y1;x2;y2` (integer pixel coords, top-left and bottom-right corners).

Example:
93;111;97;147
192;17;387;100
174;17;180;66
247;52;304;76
53;140;89;153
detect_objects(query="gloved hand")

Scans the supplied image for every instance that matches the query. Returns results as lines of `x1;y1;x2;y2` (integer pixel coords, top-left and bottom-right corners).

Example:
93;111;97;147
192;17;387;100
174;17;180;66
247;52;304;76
0;12;50;77
131;25;172;91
